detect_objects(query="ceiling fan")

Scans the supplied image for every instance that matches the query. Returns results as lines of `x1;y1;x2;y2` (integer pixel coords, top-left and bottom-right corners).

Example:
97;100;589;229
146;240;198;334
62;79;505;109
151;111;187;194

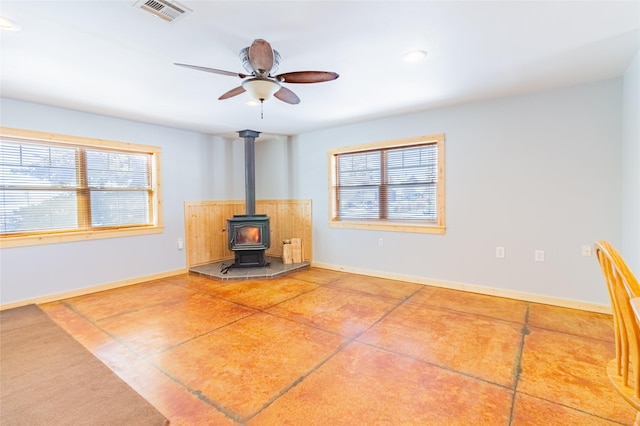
175;39;339;108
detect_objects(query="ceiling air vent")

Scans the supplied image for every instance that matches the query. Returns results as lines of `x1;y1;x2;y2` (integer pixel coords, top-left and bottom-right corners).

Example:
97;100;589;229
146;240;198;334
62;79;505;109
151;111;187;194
133;0;192;23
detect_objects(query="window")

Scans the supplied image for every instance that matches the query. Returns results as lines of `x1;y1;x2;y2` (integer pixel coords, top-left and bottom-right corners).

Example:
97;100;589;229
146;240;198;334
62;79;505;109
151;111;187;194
0;127;162;247
329;134;445;234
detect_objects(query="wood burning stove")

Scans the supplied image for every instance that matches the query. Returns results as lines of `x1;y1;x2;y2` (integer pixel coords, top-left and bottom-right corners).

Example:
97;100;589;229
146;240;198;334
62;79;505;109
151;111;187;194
227;214;270;267
225;129;271;270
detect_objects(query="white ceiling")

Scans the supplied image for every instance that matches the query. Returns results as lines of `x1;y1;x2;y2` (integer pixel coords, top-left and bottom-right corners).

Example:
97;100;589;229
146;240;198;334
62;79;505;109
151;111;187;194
1;1;639;138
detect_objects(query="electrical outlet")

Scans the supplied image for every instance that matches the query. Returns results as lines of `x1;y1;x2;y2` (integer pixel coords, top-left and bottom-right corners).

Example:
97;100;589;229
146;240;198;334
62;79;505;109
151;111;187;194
535;250;545;262
581;245;592;257
378;238;384;247
496;247;505;258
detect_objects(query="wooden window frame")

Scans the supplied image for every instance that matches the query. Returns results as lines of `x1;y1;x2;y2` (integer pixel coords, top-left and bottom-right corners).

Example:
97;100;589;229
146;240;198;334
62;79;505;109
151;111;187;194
328;134;445;234
0;127;163;248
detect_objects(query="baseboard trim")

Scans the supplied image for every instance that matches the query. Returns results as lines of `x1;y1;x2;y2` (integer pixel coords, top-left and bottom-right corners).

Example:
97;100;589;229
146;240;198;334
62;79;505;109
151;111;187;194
310;261;612;314
2;263;612;315
0;268;189;311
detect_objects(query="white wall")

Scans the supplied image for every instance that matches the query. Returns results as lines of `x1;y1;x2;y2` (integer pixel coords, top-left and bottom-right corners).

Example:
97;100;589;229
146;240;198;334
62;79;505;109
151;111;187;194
291;79;624;306
207;135;247;200
254;135;298;199
0;98;245;304
622;51;640;276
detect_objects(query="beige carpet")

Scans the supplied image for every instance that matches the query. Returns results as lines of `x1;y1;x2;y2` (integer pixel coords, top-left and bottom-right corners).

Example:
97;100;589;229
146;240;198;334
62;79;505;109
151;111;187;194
0;304;169;425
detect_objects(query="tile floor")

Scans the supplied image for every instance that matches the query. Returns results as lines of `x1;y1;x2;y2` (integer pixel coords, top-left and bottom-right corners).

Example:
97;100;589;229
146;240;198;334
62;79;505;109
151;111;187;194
40;268;634;425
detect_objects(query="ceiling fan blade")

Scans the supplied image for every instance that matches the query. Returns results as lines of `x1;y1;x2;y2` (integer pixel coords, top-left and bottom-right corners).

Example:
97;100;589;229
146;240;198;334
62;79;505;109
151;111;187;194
274;86;301;104
218;86;246;100
248;39;274;74
174;63;247;78
275;71;339;84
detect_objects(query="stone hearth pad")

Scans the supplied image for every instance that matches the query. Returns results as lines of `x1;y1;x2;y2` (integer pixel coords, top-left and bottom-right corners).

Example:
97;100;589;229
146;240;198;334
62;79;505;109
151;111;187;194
189;257;309;281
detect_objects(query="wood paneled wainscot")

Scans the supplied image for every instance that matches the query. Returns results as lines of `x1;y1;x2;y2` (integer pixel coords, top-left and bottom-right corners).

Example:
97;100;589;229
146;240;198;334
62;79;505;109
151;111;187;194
184;200;312;267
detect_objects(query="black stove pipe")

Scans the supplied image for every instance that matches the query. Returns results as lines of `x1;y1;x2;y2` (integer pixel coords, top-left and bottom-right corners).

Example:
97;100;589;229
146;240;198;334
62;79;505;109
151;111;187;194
238;129;260;216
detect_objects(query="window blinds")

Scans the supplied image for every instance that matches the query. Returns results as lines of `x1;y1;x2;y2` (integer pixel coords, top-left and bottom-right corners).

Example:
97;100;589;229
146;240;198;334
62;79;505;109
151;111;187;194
335;143;438;221
0;138;153;234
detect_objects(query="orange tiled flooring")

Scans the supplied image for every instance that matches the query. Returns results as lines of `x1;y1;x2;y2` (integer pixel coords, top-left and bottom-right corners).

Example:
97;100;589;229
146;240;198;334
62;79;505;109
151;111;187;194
39;269;634;425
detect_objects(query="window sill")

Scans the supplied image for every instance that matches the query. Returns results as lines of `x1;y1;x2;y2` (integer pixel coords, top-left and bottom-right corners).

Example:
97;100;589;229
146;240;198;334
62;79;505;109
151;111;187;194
329;219;445;234
0;226;164;248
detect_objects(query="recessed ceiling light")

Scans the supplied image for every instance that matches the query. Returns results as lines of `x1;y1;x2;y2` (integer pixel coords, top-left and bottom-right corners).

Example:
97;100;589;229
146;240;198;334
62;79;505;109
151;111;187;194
403;49;427;62
0;16;21;31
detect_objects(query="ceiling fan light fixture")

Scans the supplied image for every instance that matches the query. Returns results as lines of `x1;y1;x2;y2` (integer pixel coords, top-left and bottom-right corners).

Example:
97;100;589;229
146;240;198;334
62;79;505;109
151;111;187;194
242;78;281;101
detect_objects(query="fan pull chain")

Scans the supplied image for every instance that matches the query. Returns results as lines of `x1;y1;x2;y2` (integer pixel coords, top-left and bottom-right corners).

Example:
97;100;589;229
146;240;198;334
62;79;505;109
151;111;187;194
260;99;265;119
